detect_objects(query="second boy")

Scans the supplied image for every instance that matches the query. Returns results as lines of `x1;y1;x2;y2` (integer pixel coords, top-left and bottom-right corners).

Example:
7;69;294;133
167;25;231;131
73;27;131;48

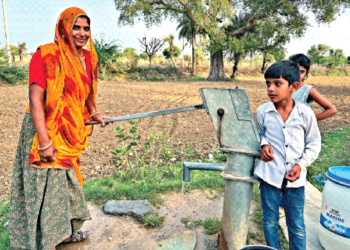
255;60;321;250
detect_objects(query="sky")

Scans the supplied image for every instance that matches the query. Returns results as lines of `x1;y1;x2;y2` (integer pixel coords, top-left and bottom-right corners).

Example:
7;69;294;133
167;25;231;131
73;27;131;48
1;0;350;57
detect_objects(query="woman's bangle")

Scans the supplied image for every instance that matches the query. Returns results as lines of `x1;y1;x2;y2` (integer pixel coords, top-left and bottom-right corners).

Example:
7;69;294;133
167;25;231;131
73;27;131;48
90;111;99;119
38;140;53;151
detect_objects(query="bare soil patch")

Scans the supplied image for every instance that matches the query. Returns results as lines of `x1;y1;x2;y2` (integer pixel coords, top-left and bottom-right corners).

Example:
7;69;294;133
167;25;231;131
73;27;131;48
56;190;259;250
0;77;349;197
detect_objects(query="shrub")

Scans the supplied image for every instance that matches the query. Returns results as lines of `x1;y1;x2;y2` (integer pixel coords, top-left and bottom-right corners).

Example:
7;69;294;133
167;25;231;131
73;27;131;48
162;46;181;59
140;213;165;228
0;66;27;84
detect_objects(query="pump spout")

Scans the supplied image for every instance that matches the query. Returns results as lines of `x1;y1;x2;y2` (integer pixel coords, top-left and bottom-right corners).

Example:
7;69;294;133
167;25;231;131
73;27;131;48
183;162;226;182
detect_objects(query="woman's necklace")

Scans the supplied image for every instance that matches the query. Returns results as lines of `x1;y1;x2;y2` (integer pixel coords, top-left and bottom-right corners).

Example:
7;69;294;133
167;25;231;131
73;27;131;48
80;55;86;71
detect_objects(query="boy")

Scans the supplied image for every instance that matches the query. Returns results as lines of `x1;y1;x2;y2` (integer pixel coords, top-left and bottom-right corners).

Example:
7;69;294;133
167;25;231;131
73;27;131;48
255;60;321;250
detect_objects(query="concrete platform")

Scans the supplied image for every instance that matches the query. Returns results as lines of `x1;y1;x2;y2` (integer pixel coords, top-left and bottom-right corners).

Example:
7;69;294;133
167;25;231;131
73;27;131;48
279;181;324;250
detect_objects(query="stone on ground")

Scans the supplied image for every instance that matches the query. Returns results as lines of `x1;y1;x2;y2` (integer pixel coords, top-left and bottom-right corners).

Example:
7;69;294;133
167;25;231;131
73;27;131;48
104;200;158;218
152;230;196;250
279;181;324;250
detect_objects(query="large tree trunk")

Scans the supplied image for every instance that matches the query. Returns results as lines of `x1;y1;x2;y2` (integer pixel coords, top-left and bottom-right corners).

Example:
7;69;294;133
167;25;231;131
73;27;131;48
206;50;228;81
191;33;196;74
230;54;241;81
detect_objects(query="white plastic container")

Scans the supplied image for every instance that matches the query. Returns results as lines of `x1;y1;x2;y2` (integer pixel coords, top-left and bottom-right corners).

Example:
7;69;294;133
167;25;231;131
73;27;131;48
315;166;350;250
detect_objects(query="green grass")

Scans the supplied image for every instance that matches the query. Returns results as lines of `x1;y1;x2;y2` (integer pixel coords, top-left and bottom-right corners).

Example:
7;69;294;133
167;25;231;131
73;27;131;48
0;199;10;250
307;126;350;192
146;77;165;81
140;213;165;228
1;127;348;249
183;76;206;82
180;217;221;235
83;161;225;207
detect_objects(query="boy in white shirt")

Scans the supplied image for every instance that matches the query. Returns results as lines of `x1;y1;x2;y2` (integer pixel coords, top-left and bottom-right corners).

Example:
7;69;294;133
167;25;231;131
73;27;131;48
255;60;321;250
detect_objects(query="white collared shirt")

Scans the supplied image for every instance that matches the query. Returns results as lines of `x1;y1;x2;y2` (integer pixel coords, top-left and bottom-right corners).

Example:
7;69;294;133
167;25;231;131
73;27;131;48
254;100;321;188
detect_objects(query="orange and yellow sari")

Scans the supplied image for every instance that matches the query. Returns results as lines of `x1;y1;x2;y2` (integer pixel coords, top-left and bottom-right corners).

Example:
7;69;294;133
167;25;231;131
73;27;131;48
26;7;98;186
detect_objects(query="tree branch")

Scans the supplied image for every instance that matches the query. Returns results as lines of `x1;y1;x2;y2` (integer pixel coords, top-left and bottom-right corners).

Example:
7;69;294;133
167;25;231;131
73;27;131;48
177;0;207;34
150;7;165;14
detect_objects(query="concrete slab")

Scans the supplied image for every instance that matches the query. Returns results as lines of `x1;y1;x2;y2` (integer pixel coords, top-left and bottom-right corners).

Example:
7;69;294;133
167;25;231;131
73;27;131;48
279;181;324;250
152;230;196;250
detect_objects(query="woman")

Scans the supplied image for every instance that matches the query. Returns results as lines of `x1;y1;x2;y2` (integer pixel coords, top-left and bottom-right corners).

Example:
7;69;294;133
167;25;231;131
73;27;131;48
9;7;106;250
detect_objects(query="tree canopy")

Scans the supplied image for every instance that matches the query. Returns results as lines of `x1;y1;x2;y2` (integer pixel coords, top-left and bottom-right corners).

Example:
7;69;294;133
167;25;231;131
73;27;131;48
307;44;331;65
162;45;180;59
94;34;122;66
115;0;350;80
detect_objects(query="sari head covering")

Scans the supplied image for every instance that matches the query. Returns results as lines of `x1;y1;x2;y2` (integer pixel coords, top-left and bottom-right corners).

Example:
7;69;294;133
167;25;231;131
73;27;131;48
26;7;99;187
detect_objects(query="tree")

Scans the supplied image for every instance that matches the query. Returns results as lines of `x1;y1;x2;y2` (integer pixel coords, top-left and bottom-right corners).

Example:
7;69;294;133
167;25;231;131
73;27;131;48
226;11;252;80
18;42;27;62
307;44;331;65
347;56;350;65
94;34;122;66
184;54;191;68
177;17;205;74
325;49;347;68
115;0;349;82
138;35;164;68
164;34;180;67
162;46;180;60
123;47;139;68
274;52;286;62
10;45;18;62
195;47;205;65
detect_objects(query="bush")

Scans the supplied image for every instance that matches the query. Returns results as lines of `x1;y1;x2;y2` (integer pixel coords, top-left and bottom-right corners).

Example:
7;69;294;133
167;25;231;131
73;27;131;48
162;46;181;59
94;34;122;67
139;52;148;61
123;48;139;69
0;66;27;84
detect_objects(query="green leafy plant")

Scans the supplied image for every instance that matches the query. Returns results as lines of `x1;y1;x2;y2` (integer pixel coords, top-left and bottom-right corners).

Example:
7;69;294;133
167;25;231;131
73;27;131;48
140;213;165;228
203;218;221;235
180;217;221;234
0;199;10;249
112;120;148;167
0;66;27;84
94;34;122;67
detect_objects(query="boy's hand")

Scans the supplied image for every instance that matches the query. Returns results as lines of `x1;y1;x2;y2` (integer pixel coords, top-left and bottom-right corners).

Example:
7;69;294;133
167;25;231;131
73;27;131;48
261;145;274;162
285;165;301;182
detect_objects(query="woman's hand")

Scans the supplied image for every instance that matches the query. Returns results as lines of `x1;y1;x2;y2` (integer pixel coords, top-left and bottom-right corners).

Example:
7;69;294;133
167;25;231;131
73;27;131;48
92;113;109;127
39;144;58;163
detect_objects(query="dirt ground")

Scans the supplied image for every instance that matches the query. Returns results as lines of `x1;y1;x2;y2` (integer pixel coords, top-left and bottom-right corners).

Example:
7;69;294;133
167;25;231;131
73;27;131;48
56;190;260;250
0;77;349;197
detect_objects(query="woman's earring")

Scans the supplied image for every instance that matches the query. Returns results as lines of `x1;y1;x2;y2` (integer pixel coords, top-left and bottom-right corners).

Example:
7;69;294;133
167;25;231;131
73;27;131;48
303;73;308;81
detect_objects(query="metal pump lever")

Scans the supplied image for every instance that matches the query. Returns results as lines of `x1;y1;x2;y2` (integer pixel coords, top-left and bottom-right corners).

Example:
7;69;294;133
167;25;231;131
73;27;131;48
85;104;205;125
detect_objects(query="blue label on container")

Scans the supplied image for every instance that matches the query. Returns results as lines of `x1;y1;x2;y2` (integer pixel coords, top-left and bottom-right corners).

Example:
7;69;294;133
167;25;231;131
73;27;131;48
320;214;350;237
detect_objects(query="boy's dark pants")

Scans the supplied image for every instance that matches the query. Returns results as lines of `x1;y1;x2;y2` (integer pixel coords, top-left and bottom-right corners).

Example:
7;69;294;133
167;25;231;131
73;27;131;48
260;178;306;250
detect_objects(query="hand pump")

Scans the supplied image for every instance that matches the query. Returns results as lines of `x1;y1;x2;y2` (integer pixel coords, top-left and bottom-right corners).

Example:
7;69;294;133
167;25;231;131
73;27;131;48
85;88;261;250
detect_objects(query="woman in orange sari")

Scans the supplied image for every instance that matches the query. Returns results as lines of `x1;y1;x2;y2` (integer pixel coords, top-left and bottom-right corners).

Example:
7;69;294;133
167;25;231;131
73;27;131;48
9;7;106;250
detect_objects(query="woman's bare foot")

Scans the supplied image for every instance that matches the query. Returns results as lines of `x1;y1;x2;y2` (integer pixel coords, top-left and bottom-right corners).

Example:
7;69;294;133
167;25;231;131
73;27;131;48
61;231;90;244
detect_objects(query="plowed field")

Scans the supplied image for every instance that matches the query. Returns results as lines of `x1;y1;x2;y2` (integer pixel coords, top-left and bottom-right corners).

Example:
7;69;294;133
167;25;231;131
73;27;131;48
1;77;349;197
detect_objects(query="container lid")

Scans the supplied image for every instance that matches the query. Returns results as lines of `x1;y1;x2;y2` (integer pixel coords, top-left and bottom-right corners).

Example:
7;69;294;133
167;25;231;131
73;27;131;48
326;166;350;186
